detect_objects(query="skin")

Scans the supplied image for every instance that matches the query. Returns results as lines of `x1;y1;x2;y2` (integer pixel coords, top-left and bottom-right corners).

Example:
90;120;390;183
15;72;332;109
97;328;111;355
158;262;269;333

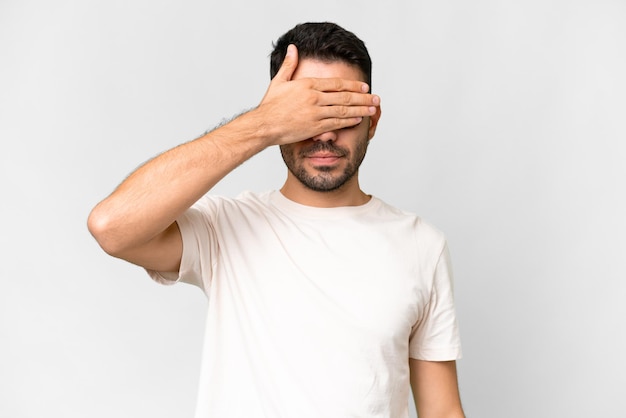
411;359;465;418
88;44;464;418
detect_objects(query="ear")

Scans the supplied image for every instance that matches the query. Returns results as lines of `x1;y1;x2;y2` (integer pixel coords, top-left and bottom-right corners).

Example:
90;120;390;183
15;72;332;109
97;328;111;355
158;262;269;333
367;105;382;140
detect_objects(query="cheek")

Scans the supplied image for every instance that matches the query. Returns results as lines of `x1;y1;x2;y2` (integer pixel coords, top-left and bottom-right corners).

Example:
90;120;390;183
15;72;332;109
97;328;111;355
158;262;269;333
281;141;311;157
280;143;301;164
339;127;369;148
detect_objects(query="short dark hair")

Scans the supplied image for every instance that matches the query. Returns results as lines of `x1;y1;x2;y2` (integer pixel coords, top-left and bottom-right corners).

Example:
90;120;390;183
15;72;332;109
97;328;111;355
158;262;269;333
270;22;372;87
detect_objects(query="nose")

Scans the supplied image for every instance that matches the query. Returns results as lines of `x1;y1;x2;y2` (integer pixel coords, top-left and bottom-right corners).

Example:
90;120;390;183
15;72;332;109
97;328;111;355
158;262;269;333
312;131;337;142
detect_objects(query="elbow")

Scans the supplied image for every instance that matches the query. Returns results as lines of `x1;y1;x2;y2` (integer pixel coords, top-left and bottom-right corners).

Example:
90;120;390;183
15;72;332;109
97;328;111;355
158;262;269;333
87;206;126;257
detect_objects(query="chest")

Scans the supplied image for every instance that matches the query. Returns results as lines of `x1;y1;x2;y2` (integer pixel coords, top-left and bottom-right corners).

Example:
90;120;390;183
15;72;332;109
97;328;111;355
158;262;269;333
213;216;433;351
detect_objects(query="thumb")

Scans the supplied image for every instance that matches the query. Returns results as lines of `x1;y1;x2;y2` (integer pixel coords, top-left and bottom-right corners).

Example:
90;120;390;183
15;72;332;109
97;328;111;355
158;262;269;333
274;44;298;82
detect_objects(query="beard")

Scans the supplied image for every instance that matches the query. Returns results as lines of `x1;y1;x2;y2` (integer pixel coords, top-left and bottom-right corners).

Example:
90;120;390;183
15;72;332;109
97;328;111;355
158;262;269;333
280;136;369;193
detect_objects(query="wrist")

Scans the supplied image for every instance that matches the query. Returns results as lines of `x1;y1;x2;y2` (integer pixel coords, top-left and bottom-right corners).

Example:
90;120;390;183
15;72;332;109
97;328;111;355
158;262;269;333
203;110;272;161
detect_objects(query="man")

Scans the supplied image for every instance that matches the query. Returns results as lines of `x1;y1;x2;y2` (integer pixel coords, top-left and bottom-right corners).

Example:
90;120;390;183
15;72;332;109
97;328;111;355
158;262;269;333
88;22;465;418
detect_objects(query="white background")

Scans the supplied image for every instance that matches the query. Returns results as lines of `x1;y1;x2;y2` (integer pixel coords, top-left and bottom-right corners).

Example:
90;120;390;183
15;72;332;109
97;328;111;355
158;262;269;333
1;1;625;417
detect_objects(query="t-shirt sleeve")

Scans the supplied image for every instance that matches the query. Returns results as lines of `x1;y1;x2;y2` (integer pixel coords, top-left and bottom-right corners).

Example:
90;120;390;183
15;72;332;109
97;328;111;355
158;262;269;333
409;242;462;361
146;197;217;294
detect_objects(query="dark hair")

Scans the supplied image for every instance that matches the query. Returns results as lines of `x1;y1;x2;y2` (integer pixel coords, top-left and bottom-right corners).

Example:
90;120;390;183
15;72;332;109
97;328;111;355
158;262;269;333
270;22;372;87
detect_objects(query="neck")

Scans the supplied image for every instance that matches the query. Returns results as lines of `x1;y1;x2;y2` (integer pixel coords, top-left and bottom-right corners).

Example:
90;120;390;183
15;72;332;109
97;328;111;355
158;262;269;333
280;173;370;208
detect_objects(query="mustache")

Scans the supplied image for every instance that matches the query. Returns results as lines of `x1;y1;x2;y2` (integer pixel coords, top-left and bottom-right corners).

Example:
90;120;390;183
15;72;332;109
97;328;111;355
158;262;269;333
299;141;348;158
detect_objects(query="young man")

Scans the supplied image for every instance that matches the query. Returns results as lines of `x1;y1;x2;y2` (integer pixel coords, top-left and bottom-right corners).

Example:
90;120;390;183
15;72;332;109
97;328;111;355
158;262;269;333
88;22;465;418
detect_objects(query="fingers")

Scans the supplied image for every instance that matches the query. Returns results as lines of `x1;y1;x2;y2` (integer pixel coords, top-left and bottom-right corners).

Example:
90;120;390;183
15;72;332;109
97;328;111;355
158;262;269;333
319;104;378;120
308;78;379;120
310;77;370;93
274;44;299;82
317;91;380;108
318;117;365;132
315;89;380;121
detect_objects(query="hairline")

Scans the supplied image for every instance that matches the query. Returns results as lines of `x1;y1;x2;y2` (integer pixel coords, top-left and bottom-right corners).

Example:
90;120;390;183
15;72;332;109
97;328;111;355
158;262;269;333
291;56;368;84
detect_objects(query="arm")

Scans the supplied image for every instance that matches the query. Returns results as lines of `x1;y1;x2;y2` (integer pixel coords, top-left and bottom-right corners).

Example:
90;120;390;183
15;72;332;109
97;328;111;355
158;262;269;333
87;44;379;272
410;359;465;418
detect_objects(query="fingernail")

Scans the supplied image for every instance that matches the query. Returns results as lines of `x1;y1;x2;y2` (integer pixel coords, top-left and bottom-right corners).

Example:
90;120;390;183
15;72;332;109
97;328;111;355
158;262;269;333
361;83;369;93
286;44;295;57
372;95;380;105
368;106;376;114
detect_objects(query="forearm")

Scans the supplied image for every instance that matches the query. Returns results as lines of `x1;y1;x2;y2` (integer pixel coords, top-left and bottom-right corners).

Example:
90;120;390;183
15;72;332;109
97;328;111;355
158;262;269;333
88;111;270;255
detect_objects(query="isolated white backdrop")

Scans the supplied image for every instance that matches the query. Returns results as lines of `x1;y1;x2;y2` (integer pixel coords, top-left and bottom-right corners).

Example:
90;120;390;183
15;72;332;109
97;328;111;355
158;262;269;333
1;1;625;417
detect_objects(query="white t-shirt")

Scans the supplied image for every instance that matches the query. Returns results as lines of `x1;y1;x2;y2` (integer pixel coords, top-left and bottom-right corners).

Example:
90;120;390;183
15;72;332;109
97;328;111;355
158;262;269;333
149;190;461;418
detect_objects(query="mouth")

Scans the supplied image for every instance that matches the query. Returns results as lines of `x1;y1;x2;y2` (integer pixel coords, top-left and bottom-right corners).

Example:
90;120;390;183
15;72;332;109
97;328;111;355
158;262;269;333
305;151;344;165
301;144;346;157
297;142;347;167
307;156;341;166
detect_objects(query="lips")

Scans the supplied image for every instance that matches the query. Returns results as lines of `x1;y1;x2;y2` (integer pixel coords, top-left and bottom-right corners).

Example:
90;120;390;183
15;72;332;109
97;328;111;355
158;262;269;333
306;154;342;167
306;152;342;158
298;143;347;167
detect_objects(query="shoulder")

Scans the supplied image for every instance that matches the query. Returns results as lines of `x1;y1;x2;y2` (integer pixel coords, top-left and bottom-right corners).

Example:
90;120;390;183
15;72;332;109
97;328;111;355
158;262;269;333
374;198;445;239
182;191;277;229
373;197;447;258
191;190;273;212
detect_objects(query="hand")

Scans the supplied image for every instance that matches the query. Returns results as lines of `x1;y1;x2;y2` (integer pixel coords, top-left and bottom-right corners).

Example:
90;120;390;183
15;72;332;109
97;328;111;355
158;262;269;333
253;44;380;146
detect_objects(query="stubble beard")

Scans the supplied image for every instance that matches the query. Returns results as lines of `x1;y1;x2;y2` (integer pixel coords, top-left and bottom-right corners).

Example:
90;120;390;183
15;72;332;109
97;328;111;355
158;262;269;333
280;138;369;193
